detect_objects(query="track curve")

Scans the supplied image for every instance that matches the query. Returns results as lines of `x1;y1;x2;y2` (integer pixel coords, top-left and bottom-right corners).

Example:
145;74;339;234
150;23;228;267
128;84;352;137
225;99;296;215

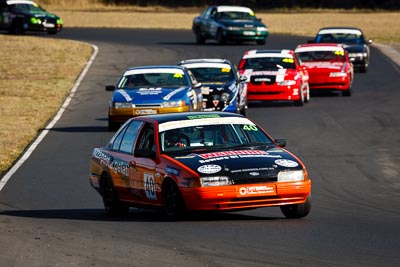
0;28;399;267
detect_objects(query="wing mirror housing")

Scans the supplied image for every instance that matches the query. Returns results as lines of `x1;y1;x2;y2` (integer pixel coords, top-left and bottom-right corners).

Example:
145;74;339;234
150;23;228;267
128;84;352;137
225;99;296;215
275;138;286;148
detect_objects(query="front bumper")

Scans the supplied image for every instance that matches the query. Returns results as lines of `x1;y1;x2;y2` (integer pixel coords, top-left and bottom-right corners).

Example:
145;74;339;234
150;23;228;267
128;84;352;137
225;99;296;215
247;84;302;101
224;30;268;41
180;180;311;211
109;106;190;123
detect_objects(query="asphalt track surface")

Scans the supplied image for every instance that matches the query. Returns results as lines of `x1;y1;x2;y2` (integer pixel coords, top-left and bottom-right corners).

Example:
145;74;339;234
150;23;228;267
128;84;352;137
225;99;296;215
1;28;400;266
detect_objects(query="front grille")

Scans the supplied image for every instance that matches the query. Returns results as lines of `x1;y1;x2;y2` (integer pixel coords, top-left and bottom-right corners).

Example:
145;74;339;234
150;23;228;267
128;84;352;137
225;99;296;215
232;176;277;184
250;76;276;85
135;104;161;108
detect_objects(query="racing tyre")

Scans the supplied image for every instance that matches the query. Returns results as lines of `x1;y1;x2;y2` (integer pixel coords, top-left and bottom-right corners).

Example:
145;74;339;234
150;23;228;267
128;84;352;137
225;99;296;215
195;28;205;44
162;179;186;219
304;84;310;103
280;196;311;219
240;100;248;117
216;28;225;45
359;65;368;73
9;20;24;35
257;38;266;45
47;29;58;35
342;88;352;97
101;174;129;216
294;87;304;106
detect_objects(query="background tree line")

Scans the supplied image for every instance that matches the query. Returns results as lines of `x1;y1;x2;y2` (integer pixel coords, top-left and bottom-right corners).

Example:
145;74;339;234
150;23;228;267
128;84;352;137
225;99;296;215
104;0;400;10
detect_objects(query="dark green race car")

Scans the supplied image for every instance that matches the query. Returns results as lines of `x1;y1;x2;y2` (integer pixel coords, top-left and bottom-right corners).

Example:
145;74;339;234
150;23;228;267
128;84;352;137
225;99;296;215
192;5;268;45
0;0;63;35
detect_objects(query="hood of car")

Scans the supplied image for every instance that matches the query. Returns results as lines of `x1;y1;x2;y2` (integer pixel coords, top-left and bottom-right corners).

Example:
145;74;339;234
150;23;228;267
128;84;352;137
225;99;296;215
302;61;345;72
17;8;58;19
172;147;302;182
112;87;189;103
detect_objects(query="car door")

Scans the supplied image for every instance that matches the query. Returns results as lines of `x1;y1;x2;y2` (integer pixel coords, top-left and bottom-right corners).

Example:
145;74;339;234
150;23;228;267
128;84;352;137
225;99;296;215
131;122;159;204
106;120;143;201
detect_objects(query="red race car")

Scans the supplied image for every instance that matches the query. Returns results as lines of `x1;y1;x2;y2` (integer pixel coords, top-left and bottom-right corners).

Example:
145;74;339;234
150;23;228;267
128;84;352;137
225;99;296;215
295;43;354;96
90;112;312;219
238;49;310;106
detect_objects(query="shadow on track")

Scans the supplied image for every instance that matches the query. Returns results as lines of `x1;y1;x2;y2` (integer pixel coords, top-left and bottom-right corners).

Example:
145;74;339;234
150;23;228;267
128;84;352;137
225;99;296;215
1;208;284;222
47;125;109;133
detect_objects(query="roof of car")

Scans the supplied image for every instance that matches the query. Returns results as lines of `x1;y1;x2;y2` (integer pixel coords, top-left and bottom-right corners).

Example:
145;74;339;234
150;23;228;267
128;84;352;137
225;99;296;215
295;43;345;52
216;6;254;14
242;49;294;59
123;65;188;76
136;111;244;124
179;58;231;65
6;0;36;5
317;27;364;35
125;65;186;71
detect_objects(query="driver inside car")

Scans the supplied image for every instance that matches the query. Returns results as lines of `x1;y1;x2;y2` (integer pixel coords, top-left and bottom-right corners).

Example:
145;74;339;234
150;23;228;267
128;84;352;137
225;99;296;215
165;129;190;148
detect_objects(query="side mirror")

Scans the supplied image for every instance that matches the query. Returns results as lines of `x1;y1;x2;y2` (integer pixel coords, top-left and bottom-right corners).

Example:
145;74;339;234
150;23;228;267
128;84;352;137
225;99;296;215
275;138;286;148
105;85;116;91
239;75;248;83
194;82;202;88
367;39;373;45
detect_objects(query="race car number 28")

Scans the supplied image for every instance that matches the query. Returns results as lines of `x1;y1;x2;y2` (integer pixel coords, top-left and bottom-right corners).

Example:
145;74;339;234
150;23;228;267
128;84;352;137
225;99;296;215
144;173;157;200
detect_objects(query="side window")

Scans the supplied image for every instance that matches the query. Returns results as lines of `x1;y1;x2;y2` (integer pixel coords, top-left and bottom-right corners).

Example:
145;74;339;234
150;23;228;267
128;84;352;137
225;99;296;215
120;120;143;153
135;123;155;155
203;7;212;19
187;70;198;85
111;127;127;151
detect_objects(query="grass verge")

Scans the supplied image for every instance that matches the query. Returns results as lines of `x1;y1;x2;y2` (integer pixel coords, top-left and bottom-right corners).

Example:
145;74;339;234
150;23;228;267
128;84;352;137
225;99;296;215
0;36;92;173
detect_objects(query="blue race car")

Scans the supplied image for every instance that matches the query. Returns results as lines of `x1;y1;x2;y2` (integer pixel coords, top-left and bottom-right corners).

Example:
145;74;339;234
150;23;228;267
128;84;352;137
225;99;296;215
105;65;203;131
178;58;248;116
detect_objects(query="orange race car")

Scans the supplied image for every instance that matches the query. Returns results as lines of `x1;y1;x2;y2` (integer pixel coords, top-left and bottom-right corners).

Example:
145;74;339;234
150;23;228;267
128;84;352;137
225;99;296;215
89;112;312;219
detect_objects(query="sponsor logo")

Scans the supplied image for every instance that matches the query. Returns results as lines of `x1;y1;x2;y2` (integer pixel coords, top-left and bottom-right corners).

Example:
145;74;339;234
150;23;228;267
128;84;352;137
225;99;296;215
199;150;267;159
239;185;275;196
249;172;260;176
197;165;222;174
274;159;299;168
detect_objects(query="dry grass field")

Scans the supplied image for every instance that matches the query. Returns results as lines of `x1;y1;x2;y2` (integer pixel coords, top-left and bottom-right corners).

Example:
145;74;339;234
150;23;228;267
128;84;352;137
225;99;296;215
0;0;399;174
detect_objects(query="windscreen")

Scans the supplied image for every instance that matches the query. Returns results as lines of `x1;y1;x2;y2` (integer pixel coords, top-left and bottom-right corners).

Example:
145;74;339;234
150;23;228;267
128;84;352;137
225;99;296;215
241;56;296;70
159;117;273;153
118;69;188;88
186;65;234;83
296;50;345;62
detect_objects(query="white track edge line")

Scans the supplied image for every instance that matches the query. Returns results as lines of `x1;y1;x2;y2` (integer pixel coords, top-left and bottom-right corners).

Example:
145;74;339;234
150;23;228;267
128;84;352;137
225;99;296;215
0;43;99;192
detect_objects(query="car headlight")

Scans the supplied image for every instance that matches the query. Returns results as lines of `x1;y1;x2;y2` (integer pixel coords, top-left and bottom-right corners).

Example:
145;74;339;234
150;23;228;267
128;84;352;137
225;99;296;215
31;18;42;24
278;80;297;86
161;100;185;108
257;27;268;32
113;102;134;108
200;176;232;187
329;72;348;77
277;170;304;182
